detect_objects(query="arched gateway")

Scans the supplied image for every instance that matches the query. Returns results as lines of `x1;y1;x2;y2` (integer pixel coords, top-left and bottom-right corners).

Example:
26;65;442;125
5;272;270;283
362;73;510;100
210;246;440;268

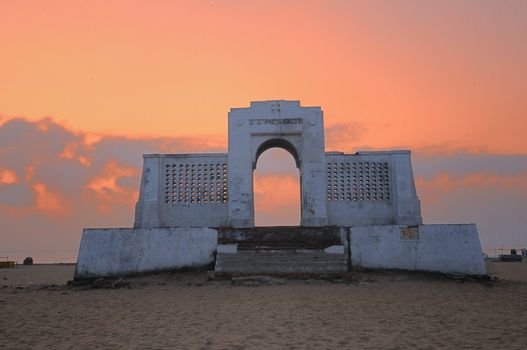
133;100;422;228
227;101;328;227
76;101;486;279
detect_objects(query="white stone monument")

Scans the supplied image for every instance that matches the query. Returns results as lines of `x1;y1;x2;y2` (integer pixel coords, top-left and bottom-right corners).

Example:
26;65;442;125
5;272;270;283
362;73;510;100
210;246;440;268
75;101;486;279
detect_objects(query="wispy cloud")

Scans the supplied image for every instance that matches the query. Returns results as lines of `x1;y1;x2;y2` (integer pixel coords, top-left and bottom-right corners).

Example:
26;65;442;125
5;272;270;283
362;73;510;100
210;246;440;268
325;122;366;152
0;168;18;185
416;172;527;202
32;182;69;216
86;160;140;213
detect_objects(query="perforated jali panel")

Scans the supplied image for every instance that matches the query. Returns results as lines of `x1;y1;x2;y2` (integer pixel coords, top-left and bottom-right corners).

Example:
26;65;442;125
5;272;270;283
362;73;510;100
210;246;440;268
326;161;391;201
164;162;228;206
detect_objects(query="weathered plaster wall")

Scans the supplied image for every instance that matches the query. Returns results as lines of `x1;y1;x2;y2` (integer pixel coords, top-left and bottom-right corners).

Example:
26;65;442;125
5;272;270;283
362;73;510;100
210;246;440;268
134;153;229;228
325;151;422;227
75;227;217;279
75;224;486;278
349;224;487;275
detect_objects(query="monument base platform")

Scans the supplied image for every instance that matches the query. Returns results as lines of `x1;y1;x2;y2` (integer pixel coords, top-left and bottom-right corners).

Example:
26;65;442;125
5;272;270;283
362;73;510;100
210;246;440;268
74;224;487;280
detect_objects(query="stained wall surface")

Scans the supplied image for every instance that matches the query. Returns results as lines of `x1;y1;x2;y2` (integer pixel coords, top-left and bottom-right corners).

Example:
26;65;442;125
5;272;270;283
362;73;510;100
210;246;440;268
75;224;486;278
349;224;487;275
75;227;217;279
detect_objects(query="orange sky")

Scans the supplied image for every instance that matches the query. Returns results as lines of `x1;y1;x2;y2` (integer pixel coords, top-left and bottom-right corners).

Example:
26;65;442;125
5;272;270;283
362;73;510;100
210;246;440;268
1;1;526;261
1;1;526;153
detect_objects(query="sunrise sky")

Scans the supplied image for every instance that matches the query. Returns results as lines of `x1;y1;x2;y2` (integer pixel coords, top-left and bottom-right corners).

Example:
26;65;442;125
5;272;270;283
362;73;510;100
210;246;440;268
1;0;526;261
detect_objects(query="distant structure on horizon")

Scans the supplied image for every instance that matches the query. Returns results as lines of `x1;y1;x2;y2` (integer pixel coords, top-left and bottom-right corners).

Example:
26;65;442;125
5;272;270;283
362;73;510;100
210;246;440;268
75;100;486;279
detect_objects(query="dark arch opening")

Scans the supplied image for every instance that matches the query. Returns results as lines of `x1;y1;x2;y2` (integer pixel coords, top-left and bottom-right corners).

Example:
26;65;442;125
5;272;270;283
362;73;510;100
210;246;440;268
254;138;300;170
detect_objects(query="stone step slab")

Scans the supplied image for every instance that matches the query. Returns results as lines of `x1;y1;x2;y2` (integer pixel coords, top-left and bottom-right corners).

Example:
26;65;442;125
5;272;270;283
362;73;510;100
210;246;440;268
215;249;348;273
217;257;346;264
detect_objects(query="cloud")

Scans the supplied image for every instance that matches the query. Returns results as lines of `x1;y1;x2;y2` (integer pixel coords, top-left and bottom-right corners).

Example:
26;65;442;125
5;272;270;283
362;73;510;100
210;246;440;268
324;121;524;156
325;122;366;152
0;168;18;185
413;152;527;212
32;182;69;216
254;174;300;205
0;115;226;261
413;153;527;177
254;173;300;226
253;147;301;226
416;171;527;202
412;154;527;252
86;160;140;213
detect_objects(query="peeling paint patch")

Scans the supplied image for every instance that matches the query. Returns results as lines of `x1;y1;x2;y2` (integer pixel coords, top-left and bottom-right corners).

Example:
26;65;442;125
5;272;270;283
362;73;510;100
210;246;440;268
399;226;419;240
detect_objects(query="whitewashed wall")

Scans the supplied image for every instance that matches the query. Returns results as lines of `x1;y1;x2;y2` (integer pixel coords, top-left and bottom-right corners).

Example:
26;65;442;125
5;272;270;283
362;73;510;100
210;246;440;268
75;227;217;279
133;101;423;229
325;151;422;227
134;154;229;228
75;224;486;278
228;100;328;227
349;224;486;275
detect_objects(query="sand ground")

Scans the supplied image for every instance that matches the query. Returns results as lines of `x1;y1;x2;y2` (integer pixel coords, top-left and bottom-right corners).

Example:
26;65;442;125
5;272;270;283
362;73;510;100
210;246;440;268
1;263;526;349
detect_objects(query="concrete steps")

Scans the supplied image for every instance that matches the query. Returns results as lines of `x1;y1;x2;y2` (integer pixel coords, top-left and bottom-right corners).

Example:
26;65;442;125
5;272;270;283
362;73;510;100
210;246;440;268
215;249;347;274
214;226;347;275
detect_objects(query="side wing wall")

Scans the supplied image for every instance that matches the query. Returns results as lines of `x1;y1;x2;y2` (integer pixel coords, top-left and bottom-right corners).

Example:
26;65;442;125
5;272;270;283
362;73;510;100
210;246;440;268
349;224;487;275
134;153;229;228
325;151;422;227
75;227;217;279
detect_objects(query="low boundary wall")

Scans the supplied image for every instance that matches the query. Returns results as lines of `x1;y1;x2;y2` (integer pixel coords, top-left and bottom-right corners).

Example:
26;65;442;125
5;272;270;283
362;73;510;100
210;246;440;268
75;227;217;279
349;224;486;275
75;224;486;279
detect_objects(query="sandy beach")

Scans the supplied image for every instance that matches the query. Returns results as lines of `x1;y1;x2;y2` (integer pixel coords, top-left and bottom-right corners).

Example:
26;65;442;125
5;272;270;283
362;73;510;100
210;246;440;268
1;263;526;349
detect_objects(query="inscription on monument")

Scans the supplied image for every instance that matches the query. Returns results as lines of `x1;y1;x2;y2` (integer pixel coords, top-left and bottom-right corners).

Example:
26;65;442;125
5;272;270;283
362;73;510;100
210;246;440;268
249;118;303;126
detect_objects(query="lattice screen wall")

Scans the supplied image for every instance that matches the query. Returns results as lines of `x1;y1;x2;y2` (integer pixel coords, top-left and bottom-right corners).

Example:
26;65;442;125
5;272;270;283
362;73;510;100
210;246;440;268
326;161;391;201
164;161;228;206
